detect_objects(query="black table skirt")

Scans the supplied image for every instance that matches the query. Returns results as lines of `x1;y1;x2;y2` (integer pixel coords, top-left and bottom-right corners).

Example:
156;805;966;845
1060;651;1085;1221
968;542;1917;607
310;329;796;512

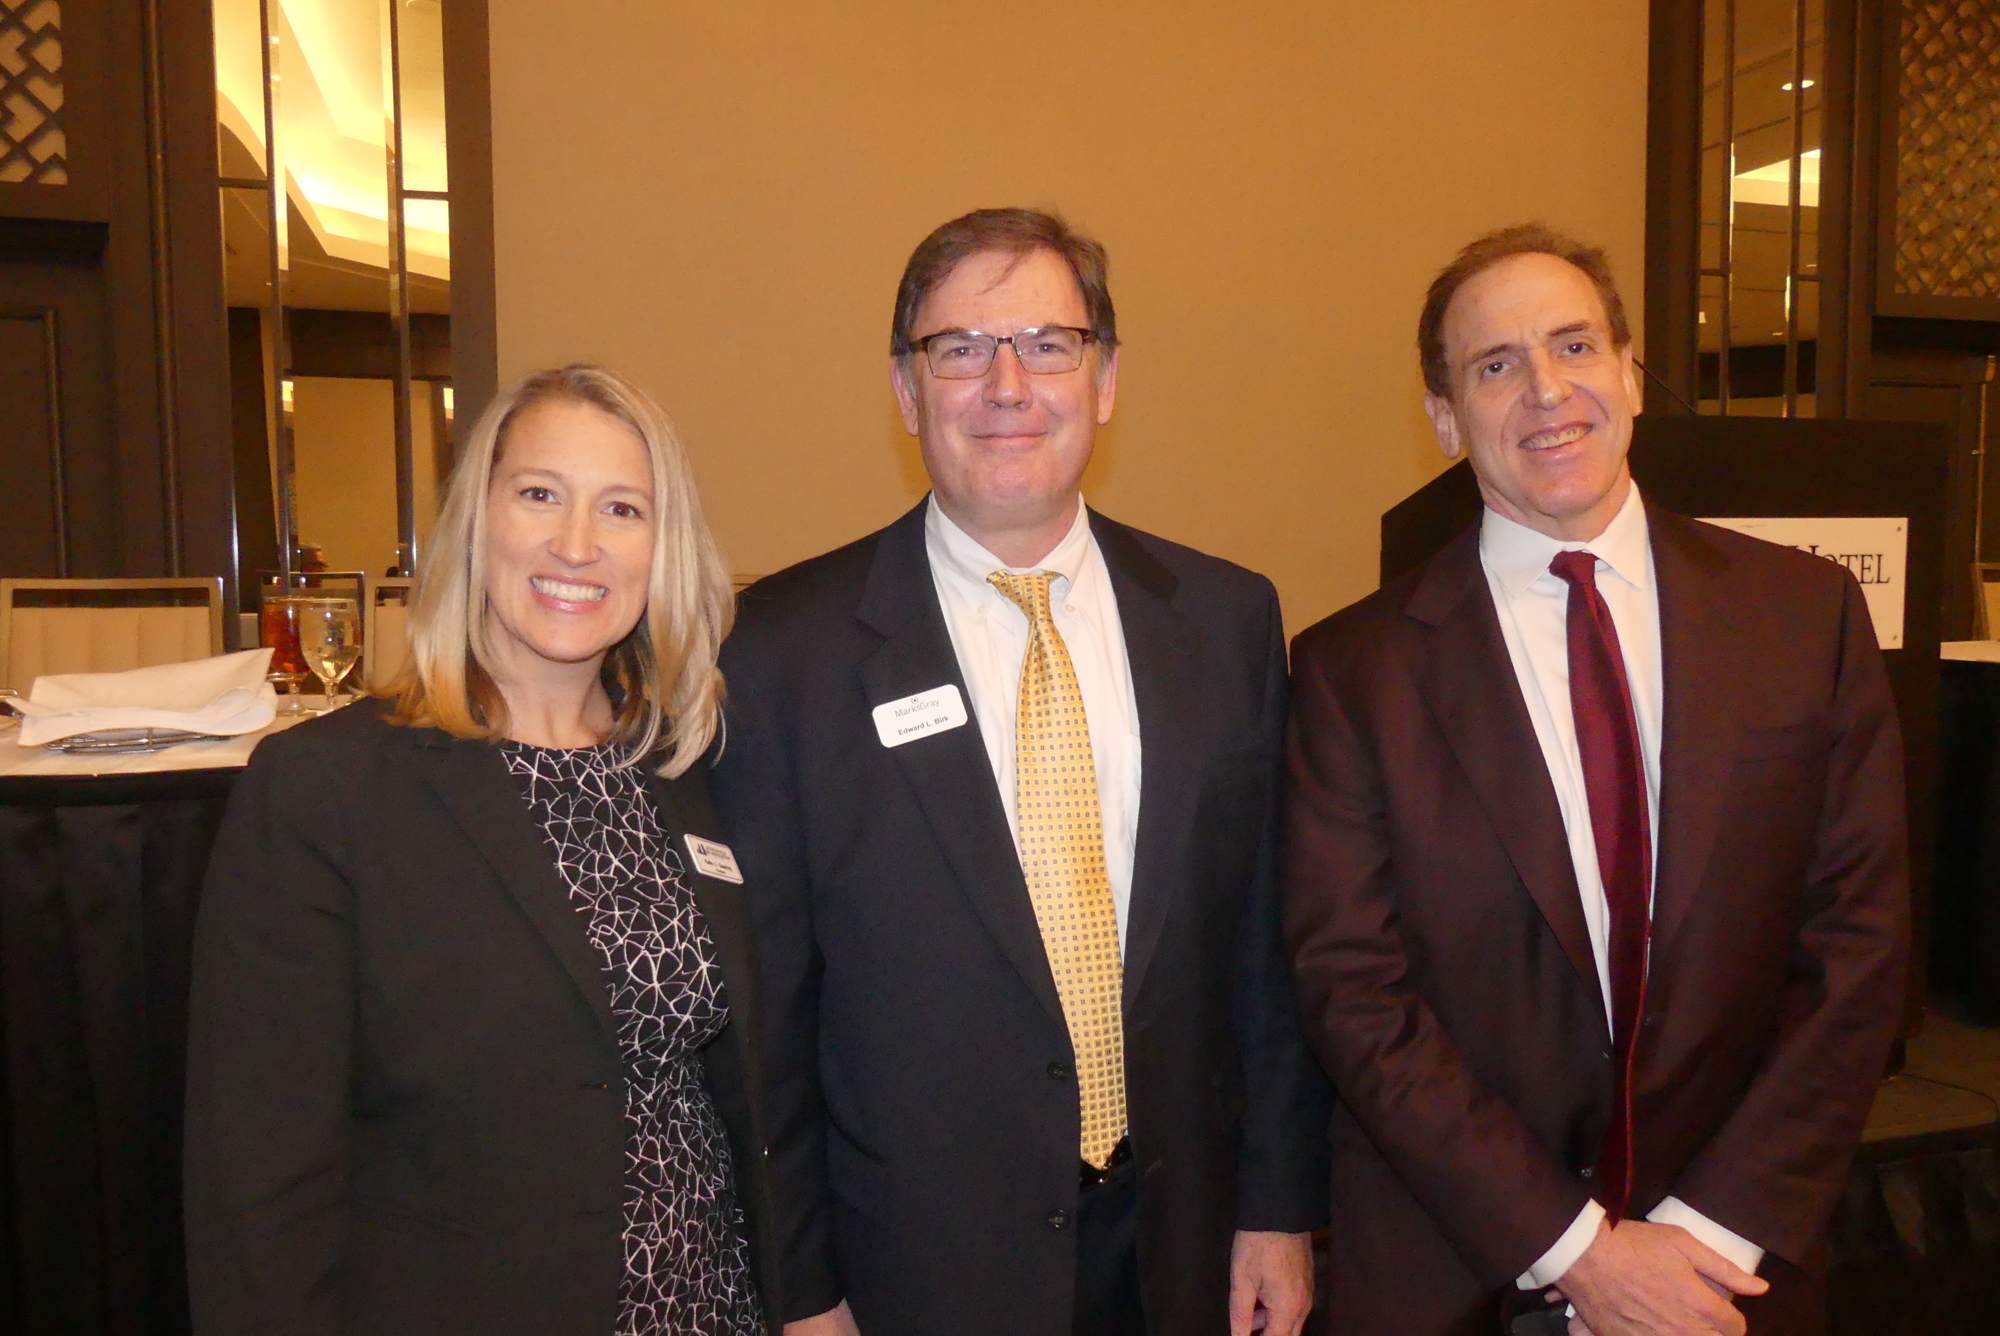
0;767;239;1336
1936;661;2000;1019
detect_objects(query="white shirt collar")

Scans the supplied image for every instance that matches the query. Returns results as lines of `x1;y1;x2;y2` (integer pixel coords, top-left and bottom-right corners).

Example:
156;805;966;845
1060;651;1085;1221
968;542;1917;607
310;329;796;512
925;493;1093;590
1479;481;1652;600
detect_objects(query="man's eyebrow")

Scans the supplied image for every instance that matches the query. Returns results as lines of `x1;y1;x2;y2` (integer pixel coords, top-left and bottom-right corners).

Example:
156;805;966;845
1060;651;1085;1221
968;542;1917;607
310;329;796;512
1462;321;1605;370
1463;339;1520;369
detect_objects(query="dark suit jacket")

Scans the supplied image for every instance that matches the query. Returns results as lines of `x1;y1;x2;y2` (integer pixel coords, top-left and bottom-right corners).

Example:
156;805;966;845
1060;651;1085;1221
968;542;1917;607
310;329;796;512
1281;507;1908;1336
184;700;779;1335
708;501;1330;1336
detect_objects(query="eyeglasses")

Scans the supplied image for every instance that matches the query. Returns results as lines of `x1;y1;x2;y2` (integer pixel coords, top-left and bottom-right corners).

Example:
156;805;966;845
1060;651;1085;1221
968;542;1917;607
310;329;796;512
909;326;1098;379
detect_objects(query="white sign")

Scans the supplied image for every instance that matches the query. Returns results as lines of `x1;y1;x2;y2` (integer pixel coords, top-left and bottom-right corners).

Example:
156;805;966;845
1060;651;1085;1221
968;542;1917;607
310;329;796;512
871;684;969;749
1699;516;1908;649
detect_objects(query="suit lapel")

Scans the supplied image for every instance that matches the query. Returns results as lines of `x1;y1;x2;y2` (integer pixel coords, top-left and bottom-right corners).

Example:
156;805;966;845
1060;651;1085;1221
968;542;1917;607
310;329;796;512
1647;510;1743;959
646;767;763;1072
1409;525;1601;1008
854;504;1067;1030
418;734;617;1039
1090;514;1201;1007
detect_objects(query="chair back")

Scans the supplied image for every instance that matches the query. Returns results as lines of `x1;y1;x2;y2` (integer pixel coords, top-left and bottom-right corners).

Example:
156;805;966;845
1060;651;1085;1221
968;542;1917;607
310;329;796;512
364;577;415;692
1974;564;2000;640
0;578;226;693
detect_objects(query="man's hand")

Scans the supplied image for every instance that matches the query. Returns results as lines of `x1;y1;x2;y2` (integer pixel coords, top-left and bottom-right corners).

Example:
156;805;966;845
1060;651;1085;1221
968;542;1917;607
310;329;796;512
1554;1219;1767;1336
1228;1229;1315;1336
784;1300;861;1336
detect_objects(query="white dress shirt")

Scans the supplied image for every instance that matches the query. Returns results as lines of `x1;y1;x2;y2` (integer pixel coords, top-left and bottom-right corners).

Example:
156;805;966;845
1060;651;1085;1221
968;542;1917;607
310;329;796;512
1481;484;1765;1288
924;495;1143;953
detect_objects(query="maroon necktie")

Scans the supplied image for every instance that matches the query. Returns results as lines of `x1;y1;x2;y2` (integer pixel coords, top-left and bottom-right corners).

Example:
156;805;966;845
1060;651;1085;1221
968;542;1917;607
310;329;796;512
1549;549;1652;1222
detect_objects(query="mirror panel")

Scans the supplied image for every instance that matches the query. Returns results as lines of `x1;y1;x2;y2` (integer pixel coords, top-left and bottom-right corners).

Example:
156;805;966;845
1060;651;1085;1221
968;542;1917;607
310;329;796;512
214;0;452;602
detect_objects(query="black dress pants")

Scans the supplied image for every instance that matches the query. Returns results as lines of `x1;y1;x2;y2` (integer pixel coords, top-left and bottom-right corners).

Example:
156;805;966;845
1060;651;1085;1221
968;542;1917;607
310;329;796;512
1073;1155;1144;1336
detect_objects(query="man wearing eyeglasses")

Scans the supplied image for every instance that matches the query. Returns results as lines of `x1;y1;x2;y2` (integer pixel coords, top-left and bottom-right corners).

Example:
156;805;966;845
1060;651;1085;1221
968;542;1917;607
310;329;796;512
711;208;1328;1336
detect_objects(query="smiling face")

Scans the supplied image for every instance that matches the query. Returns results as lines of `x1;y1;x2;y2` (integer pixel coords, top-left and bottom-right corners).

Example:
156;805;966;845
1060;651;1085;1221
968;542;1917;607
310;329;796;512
890;246;1117;562
1423;251;1643;542
480;398;656;691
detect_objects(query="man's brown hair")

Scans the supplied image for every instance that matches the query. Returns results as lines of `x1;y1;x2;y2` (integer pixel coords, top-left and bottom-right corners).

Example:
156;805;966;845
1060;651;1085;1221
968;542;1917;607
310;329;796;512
1417;223;1630;398
890;207;1118;358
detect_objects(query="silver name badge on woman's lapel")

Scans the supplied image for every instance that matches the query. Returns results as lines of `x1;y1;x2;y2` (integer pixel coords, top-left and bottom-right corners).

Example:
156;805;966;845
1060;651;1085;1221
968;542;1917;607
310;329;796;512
872;684;969;749
683;835;744;884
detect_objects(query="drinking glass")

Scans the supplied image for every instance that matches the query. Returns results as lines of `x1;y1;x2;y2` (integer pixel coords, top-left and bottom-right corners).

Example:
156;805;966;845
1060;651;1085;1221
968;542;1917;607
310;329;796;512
297;598;362;710
259;587;313;716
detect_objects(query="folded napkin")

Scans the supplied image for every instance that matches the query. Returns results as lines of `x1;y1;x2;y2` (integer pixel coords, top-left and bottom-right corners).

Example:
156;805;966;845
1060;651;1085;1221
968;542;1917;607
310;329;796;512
12;648;278;746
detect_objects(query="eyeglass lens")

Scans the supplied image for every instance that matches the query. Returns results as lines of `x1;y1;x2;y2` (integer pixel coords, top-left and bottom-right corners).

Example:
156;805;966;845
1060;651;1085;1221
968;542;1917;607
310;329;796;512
924;327;1088;378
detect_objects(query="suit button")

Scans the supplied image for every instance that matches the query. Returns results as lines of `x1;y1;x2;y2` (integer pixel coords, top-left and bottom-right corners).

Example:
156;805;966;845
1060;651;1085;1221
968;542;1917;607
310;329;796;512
1580;1167;1595;1180
1047;1209;1071;1231
1047;1061;1071;1080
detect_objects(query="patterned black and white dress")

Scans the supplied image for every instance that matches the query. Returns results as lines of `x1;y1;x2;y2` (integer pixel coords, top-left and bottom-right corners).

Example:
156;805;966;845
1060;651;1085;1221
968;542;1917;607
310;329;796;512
502;741;762;1336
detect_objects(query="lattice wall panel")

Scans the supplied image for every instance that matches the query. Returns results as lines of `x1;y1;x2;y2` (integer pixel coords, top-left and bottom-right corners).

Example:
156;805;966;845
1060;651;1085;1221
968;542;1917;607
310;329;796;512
1895;0;2000;300
0;0;62;185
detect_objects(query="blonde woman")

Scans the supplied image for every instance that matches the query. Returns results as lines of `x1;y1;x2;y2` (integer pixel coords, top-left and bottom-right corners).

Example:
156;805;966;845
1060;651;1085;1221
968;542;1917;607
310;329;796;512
185;365;775;1336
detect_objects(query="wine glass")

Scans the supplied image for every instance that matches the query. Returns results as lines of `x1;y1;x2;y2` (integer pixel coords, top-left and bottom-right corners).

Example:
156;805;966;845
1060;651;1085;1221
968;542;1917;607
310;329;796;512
259;587;313;716
296;598;362;711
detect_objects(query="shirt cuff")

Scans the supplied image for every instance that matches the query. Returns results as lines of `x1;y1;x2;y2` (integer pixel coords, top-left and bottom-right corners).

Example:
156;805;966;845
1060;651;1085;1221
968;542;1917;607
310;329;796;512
1647;1196;1765;1276
1516;1198;1607;1289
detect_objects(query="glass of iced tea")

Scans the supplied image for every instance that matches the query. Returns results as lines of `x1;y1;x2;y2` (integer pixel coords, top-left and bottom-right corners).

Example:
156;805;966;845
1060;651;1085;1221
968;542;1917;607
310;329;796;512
259;584;312;716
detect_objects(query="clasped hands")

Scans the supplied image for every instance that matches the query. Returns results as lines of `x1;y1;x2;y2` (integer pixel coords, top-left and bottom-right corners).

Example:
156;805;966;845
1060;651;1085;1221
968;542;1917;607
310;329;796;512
782;1229;1315;1336
1548;1218;1768;1336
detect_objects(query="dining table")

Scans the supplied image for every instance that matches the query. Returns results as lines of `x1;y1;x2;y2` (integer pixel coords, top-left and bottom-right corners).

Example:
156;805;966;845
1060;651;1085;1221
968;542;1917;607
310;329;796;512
0;705;324;1335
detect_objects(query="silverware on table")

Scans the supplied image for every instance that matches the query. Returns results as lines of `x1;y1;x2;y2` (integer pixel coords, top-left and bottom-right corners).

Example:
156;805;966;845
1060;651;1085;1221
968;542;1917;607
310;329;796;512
42;728;229;755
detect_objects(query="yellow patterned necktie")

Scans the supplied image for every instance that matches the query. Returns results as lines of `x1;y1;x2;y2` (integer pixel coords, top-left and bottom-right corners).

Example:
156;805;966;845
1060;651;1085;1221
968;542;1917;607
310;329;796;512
987;570;1128;1169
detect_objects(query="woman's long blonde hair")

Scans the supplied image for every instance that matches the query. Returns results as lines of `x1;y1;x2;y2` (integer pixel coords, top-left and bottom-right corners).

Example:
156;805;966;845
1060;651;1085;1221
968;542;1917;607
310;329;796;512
389;363;732;777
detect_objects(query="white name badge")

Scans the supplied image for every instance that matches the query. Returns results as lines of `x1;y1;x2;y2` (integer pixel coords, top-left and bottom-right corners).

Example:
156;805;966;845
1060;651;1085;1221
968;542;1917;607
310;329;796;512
683;834;744;884
871;684;969;749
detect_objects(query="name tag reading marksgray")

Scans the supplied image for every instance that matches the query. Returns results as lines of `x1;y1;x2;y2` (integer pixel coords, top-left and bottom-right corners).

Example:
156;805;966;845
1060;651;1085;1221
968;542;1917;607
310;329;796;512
872;684;969;749
683;834;744;884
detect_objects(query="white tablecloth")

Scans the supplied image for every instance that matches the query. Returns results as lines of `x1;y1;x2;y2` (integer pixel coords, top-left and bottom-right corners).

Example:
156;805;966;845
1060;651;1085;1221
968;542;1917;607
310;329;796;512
0;700;337;778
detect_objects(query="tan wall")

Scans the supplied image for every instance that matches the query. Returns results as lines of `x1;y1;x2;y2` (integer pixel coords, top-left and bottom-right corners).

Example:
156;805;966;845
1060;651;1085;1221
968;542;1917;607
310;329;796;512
489;2;1648;631
292;377;441;577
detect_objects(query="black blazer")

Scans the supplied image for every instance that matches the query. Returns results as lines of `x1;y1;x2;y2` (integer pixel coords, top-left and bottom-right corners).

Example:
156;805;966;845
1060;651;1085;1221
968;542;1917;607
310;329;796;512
709;502;1330;1336
184;701;779;1335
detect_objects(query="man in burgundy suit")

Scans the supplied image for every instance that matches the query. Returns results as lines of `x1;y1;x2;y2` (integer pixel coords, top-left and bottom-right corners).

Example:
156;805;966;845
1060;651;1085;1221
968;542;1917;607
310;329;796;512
1281;225;1907;1336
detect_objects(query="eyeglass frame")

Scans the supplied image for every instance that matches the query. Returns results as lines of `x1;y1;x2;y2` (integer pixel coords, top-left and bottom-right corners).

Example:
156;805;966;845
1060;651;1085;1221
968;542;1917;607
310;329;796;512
906;325;1102;379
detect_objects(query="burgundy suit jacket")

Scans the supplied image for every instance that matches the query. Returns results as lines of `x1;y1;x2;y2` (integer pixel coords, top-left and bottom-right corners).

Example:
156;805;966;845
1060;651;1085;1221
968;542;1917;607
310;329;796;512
1281;507;1908;1336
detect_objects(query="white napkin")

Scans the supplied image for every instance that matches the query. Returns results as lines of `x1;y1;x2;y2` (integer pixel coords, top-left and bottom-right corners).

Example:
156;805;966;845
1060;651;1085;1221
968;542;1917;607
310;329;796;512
12;648;279;746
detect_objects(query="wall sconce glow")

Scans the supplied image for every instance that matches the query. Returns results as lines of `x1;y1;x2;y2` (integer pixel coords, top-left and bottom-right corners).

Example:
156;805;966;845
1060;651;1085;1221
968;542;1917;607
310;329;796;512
1734;148;1821;208
1781;79;1815;91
